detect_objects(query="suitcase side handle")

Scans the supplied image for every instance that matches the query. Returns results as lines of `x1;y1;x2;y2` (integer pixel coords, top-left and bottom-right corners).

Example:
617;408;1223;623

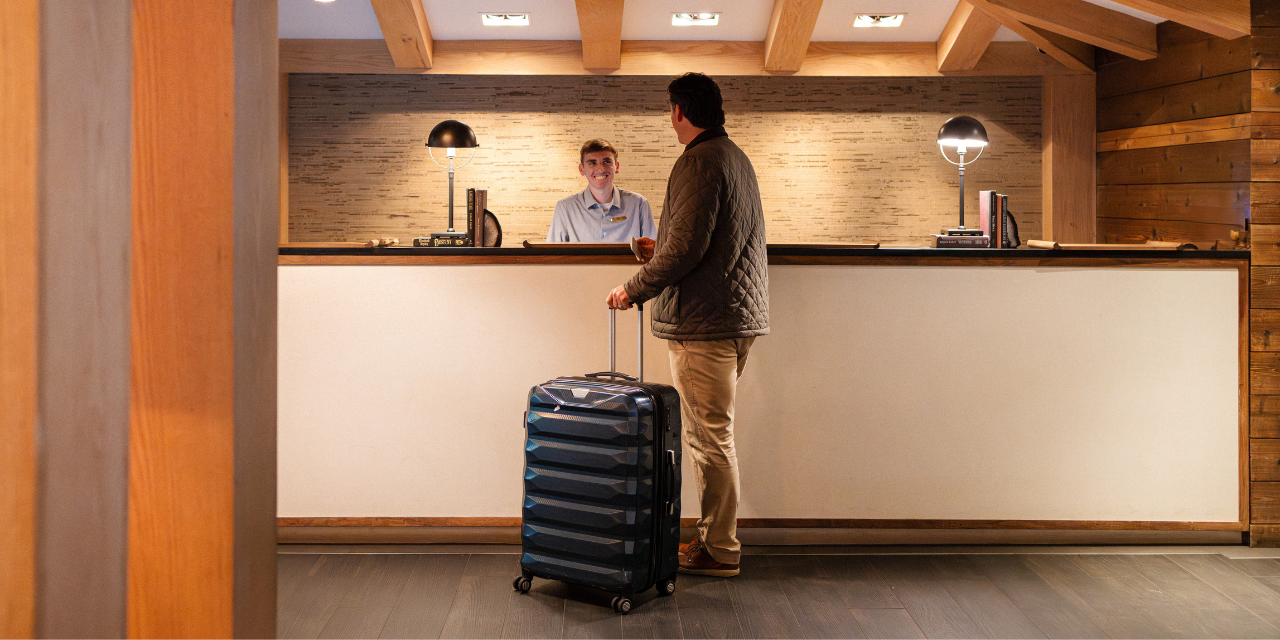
607;303;645;382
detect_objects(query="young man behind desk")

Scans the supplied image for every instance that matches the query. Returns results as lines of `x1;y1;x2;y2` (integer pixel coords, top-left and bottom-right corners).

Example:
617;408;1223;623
546;139;656;242
606;73;770;577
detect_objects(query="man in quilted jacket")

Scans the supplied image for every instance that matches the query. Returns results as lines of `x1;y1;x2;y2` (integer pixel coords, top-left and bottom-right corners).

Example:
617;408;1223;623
606;72;769;578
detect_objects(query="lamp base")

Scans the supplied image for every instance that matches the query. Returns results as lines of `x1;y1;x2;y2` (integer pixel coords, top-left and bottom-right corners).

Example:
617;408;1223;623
943;227;984;236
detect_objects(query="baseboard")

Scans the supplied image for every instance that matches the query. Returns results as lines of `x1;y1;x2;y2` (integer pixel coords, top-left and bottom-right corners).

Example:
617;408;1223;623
278;526;521;544
277;517;1246;545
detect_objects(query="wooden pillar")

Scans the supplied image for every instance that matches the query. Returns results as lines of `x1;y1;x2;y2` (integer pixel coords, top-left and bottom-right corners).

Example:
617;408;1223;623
2;0;277;633
1042;74;1097;242
1251;0;1280;547
0;1;40;635
128;0;278;636
1;0;136;637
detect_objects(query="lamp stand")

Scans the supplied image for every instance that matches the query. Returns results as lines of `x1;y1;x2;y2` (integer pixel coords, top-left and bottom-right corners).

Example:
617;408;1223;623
944;149;982;236
427;147;468;246
448;155;458;232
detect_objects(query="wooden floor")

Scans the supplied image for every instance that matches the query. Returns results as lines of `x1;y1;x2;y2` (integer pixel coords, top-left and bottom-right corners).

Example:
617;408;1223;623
278;548;1280;639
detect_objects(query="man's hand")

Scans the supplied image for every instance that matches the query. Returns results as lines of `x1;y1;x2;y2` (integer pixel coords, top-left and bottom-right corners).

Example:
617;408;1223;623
606;285;633;310
636;237;655;264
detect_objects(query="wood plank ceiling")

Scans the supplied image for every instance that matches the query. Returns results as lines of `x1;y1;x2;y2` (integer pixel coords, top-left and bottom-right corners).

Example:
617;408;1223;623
345;0;1253;76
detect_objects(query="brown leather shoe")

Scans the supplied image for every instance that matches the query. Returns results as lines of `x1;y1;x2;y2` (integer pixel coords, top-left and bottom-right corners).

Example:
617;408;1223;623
679;547;740;577
679;536;703;557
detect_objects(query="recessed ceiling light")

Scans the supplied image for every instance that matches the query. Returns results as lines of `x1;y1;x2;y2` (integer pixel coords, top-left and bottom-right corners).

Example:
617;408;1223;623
672;13;720;26
481;13;530;26
853;14;905;27
315;0;335;3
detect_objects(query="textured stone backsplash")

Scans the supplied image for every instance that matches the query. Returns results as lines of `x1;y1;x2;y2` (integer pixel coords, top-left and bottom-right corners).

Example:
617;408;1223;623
289;74;1042;246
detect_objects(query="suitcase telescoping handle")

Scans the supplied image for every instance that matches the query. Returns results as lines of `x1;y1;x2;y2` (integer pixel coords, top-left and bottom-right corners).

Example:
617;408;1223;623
585;303;644;383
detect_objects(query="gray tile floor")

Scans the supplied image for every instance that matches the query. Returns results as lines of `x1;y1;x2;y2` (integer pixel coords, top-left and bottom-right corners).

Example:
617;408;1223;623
277;545;1280;639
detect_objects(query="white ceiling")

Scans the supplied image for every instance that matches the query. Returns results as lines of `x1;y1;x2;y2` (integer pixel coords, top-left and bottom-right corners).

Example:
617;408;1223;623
279;0;1163;43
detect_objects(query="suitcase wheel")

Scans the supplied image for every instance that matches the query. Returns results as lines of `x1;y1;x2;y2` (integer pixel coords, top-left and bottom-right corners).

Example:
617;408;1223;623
657;577;676;597
513;576;532;593
610;596;632;614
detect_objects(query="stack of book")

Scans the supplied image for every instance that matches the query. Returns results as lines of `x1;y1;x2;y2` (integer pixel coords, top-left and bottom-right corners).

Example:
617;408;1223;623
931;191;1013;248
979;190;1012;249
414;188;488;247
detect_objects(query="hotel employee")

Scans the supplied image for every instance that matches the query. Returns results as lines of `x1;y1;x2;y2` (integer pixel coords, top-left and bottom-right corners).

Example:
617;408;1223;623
547;139;656;242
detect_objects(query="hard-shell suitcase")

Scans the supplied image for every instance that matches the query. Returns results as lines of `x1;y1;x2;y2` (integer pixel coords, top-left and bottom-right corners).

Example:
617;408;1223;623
514;304;682;614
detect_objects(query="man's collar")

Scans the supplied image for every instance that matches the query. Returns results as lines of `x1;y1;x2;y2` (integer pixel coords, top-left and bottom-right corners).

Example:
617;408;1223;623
684;126;728;151
580;186;620;210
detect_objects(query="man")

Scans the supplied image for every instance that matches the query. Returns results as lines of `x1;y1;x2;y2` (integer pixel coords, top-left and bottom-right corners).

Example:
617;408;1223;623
605;73;769;578
546;139;655;242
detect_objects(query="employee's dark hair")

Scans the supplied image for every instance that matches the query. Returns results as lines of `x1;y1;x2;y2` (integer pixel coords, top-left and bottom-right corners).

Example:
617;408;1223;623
667;72;725;130
580;138;619;164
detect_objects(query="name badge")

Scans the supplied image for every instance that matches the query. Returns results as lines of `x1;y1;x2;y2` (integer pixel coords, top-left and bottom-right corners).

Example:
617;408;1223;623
610;216;628;223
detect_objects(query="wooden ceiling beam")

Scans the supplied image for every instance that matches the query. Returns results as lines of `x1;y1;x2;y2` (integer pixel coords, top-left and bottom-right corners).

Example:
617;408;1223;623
763;0;825;73
979;0;1156;60
369;0;433;68
937;0;1002;72
281;39;1091;77
1103;0;1248;41
575;0;625;71
966;0;1094;71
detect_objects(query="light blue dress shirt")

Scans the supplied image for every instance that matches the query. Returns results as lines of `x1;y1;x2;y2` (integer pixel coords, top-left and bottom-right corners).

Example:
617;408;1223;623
546;187;656;242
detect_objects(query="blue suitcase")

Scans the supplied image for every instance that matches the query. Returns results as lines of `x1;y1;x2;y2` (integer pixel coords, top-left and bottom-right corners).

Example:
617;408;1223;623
514;304;682;614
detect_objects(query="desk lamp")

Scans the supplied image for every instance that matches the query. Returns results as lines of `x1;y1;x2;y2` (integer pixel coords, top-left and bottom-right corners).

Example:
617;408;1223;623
937;116;989;236
426;119;479;243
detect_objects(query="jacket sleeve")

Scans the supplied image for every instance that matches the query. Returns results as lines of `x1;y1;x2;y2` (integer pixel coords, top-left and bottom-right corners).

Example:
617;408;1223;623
624;156;720;304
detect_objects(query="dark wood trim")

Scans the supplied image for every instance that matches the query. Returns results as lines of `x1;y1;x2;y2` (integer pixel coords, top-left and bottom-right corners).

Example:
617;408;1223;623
280;252;1250;267
278;517;522;527
277;516;1245;532
1243;258;1253;527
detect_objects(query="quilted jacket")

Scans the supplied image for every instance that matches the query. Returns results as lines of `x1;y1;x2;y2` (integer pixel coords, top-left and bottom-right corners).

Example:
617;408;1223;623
624;128;770;340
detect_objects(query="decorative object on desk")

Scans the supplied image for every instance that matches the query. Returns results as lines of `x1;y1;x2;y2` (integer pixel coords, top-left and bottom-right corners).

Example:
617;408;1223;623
365;237;400;248
1026;240;1197;250
1232;219;1250;250
482;209;502;247
932;234;990;248
936;115;989;237
1001;195;1020;248
426;119;479;245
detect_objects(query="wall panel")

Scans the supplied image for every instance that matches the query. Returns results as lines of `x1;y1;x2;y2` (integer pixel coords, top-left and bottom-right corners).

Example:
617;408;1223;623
1096;23;1252;245
288;74;1043;247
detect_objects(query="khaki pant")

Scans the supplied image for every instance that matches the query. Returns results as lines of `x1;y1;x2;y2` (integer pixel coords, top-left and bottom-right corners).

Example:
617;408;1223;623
667;336;755;565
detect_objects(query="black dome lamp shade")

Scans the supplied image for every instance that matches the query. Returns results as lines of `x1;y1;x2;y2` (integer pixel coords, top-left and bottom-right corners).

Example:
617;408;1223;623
936;116;989;236
936;116;989;148
425;120;480;235
426;119;479;149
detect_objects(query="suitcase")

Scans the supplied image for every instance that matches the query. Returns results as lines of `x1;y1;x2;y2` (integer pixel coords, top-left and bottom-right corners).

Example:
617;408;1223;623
514;303;682;614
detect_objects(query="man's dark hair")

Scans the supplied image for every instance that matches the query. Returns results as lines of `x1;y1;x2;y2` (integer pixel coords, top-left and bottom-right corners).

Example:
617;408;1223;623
667;72;725;130
579;138;619;164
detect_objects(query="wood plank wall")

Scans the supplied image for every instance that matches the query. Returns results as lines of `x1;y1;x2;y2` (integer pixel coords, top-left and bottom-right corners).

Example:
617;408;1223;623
1251;0;1280;548
1096;22;1253;244
287;74;1044;246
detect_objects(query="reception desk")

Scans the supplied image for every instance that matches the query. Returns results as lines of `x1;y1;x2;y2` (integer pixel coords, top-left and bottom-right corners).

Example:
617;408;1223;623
277;246;1248;544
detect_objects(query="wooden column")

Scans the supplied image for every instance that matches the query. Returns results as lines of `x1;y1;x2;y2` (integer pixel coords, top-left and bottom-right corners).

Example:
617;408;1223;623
1251;0;1280;547
0;1;40;635
129;0;278;636
1;0;135;636
1043;74;1097;242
